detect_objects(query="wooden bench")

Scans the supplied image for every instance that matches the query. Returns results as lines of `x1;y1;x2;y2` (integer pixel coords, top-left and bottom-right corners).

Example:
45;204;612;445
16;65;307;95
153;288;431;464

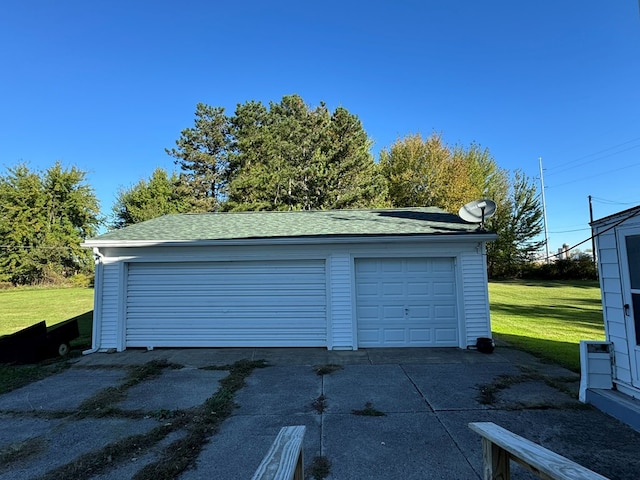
252;425;306;480
469;422;609;480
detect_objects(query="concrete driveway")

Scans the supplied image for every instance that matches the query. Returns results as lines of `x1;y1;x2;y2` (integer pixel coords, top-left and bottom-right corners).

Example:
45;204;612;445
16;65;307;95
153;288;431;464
1;346;640;479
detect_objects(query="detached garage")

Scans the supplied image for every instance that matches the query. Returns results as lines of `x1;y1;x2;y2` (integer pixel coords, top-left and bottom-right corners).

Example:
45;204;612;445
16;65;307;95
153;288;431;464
82;208;496;352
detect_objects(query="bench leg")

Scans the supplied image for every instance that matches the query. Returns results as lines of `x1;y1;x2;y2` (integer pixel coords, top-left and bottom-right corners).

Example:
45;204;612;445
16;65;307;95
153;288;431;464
482;437;510;480
293;449;304;480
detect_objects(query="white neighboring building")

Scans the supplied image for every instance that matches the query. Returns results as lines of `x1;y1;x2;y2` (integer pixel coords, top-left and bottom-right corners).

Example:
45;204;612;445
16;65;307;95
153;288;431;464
82;208;496;353
580;205;640;430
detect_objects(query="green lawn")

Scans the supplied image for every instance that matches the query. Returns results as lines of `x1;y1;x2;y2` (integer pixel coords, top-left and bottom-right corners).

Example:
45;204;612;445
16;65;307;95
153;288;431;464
0;287;94;350
0;287;94;393
489;280;605;372
0;287;94;336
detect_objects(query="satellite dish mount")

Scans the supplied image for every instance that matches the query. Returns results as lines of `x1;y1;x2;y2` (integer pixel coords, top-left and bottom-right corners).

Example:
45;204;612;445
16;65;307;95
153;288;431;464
458;199;497;231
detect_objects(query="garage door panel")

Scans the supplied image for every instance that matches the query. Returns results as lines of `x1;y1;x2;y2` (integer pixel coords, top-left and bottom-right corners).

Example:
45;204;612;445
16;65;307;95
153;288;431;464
383;329;405;342
126;325;328;335
407;282;429;296
433;258;454;272
435;328;457;343
357;282;379;296
356;261;378;274
381;283;403;296
126;260;327;347
357;305;379;317
407;259;430;272
408;305;429;318
151;296;323;307
382;305;404;319
357;329;379;343
356;258;458;347
127;275;322;287
433;282;455;296
434;305;456;319
127;307;326;320
409;329;430;342
381;262;403;273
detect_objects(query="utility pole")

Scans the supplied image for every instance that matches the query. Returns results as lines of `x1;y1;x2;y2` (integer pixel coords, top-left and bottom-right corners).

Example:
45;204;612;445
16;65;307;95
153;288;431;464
588;195;597;266
539;157;550;263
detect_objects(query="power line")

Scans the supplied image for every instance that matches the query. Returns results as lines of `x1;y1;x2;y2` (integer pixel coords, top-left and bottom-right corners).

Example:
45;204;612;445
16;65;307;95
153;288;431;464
546;205;640;261
545;136;640;176
547;160;640;189
546;144;640;178
548;227;591;234
591;196;640;206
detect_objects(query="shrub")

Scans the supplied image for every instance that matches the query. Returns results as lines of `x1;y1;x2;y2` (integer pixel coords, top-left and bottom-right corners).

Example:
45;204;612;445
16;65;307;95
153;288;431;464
69;273;93;288
520;257;597;281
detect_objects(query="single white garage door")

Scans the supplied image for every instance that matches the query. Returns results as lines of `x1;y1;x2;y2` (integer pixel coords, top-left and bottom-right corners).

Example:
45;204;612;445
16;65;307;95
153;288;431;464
356;257;458;347
125;260;327;347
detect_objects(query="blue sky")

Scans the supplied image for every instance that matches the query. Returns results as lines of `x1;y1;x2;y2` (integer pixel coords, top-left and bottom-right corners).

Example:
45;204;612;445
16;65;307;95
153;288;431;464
1;1;639;254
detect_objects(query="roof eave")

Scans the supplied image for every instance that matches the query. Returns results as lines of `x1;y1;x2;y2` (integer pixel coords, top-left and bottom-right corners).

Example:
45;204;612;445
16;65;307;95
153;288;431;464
81;232;497;249
590;205;640;228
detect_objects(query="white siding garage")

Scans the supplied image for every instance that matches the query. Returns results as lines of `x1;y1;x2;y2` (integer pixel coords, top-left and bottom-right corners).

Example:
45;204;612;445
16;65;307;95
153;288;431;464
83;208;496;352
125;260;327;347
356;258;458;347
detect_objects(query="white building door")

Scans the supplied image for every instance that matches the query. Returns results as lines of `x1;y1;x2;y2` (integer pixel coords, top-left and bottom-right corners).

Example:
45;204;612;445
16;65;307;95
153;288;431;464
125;260;327;348
355;257;458;347
619;227;640;388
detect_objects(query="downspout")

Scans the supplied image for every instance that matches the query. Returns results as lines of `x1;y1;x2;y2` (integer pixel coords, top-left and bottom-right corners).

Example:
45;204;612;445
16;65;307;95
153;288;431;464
83;247;104;355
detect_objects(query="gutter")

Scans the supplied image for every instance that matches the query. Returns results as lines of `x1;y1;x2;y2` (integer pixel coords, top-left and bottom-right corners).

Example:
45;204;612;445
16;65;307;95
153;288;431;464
82;247;103;355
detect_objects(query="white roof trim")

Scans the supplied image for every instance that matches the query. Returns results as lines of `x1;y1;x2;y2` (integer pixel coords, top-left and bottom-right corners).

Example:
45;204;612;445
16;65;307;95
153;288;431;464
82;233;497;249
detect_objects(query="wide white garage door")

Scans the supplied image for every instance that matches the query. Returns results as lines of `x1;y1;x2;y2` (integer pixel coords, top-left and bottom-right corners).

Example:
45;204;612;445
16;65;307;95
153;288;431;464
125;260;327;347
356;258;458;347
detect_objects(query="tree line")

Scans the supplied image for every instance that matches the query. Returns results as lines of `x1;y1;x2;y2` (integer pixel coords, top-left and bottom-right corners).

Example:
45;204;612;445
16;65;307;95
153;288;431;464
1;94;544;285
0;162;100;285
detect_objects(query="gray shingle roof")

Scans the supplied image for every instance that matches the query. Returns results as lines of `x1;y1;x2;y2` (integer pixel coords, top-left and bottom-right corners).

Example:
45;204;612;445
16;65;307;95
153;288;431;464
86;207;491;244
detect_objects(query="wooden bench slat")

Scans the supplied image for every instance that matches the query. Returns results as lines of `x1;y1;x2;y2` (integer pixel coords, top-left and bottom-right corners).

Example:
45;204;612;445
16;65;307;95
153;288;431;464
469;422;609;480
252;425;306;480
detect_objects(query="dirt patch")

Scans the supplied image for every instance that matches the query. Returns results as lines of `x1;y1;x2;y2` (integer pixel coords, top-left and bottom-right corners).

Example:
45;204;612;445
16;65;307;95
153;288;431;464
313;364;343;376
308;455;331;479
352;401;385;417
312;394;327;413
477;365;584;409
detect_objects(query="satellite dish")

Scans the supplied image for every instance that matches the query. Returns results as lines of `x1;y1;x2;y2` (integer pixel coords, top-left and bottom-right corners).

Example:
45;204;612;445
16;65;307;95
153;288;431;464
458;199;496;230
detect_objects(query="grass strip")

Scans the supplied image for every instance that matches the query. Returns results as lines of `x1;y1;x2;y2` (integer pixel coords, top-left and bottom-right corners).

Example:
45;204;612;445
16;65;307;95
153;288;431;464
132;359;267;480
0;436;47;472
76;359;177;418
37;359;267;480
37;423;180;480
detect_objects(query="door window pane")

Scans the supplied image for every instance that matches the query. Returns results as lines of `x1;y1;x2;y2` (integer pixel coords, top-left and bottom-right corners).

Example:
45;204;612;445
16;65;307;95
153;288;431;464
626;235;640;290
